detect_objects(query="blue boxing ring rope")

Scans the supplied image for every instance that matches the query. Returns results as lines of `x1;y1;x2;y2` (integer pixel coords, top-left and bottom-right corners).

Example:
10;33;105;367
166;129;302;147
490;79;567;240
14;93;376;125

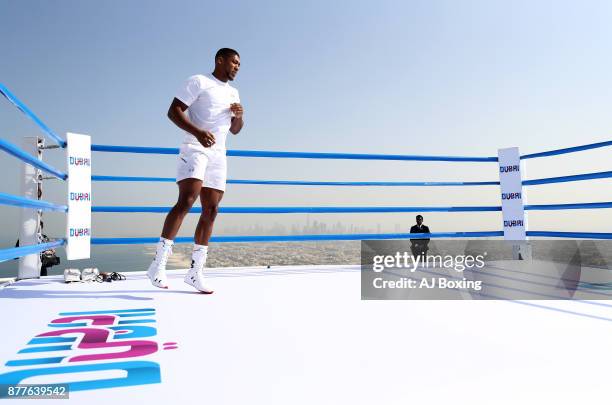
1;82;612;278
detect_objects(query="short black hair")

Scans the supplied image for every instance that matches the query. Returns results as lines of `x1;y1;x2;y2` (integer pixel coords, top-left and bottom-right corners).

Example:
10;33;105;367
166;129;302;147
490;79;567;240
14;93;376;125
416;215;423;220
215;48;240;61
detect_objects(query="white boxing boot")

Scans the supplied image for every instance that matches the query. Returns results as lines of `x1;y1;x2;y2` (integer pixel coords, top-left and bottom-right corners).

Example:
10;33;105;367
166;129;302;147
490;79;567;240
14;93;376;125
147;238;173;289
184;245;214;294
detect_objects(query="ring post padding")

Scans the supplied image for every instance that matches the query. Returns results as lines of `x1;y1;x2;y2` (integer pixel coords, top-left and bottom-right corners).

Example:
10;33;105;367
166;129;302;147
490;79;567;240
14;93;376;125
66;133;91;260
17;137;42;279
498;147;531;259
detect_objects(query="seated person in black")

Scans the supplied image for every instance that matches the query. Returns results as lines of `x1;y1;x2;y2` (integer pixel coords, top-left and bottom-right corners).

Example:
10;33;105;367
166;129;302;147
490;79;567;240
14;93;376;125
410;215;430;260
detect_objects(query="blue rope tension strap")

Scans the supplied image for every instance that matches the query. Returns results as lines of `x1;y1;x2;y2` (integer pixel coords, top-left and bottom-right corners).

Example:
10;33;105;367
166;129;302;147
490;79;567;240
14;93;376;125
524;201;612;211
91;144;498;162
91;144;179;154
92;175;176;183
91;170;612;187
526;231;612;239
0;83;67;148
92;205;503;213
92;202;612;213
226;150;499;162
0;192;68;212
92;231;505;245
91;231;612;245
0;239;65;263
520;140;612;160
0;139;67;180
523;171;612;186
91;175;499;187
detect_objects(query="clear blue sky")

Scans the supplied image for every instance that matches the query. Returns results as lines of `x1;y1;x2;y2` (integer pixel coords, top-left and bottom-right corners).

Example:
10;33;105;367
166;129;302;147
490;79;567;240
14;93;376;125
1;0;611;243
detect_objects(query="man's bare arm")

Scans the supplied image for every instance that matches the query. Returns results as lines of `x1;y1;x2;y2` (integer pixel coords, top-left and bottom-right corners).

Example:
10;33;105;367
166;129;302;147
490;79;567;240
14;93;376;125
167;98;215;147
229;103;244;134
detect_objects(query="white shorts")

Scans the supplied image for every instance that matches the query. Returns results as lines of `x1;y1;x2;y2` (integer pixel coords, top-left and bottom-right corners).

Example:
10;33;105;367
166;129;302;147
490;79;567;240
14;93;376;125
176;143;227;191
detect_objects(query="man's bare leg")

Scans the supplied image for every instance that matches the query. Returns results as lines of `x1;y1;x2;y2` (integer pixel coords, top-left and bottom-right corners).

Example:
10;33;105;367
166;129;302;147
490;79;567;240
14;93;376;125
184;187;223;294
194;187;224;245
162;178;203;240
148;178;202;288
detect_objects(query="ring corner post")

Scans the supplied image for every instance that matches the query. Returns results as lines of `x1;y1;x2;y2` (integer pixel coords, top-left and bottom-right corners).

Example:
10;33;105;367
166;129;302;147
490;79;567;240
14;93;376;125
65;133;91;261
497;147;531;260
17;137;43;279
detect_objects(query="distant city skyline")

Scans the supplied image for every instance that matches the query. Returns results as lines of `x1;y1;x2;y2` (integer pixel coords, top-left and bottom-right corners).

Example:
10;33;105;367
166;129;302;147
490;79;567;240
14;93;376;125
219;218;401;236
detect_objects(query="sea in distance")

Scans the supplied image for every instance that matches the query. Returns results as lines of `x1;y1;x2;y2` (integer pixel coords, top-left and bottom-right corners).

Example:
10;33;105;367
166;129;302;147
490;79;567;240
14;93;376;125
0;241;362;279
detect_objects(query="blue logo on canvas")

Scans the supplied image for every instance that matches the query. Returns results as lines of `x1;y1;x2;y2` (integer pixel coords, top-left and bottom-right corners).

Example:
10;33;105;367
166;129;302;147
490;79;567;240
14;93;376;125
0;308;177;394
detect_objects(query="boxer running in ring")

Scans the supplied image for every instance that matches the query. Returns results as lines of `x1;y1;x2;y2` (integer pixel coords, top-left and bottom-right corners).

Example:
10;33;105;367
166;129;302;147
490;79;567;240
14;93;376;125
147;48;244;293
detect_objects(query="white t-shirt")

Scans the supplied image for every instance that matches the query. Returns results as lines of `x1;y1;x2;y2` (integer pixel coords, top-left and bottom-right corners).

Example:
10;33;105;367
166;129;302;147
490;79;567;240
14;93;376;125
175;74;240;151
